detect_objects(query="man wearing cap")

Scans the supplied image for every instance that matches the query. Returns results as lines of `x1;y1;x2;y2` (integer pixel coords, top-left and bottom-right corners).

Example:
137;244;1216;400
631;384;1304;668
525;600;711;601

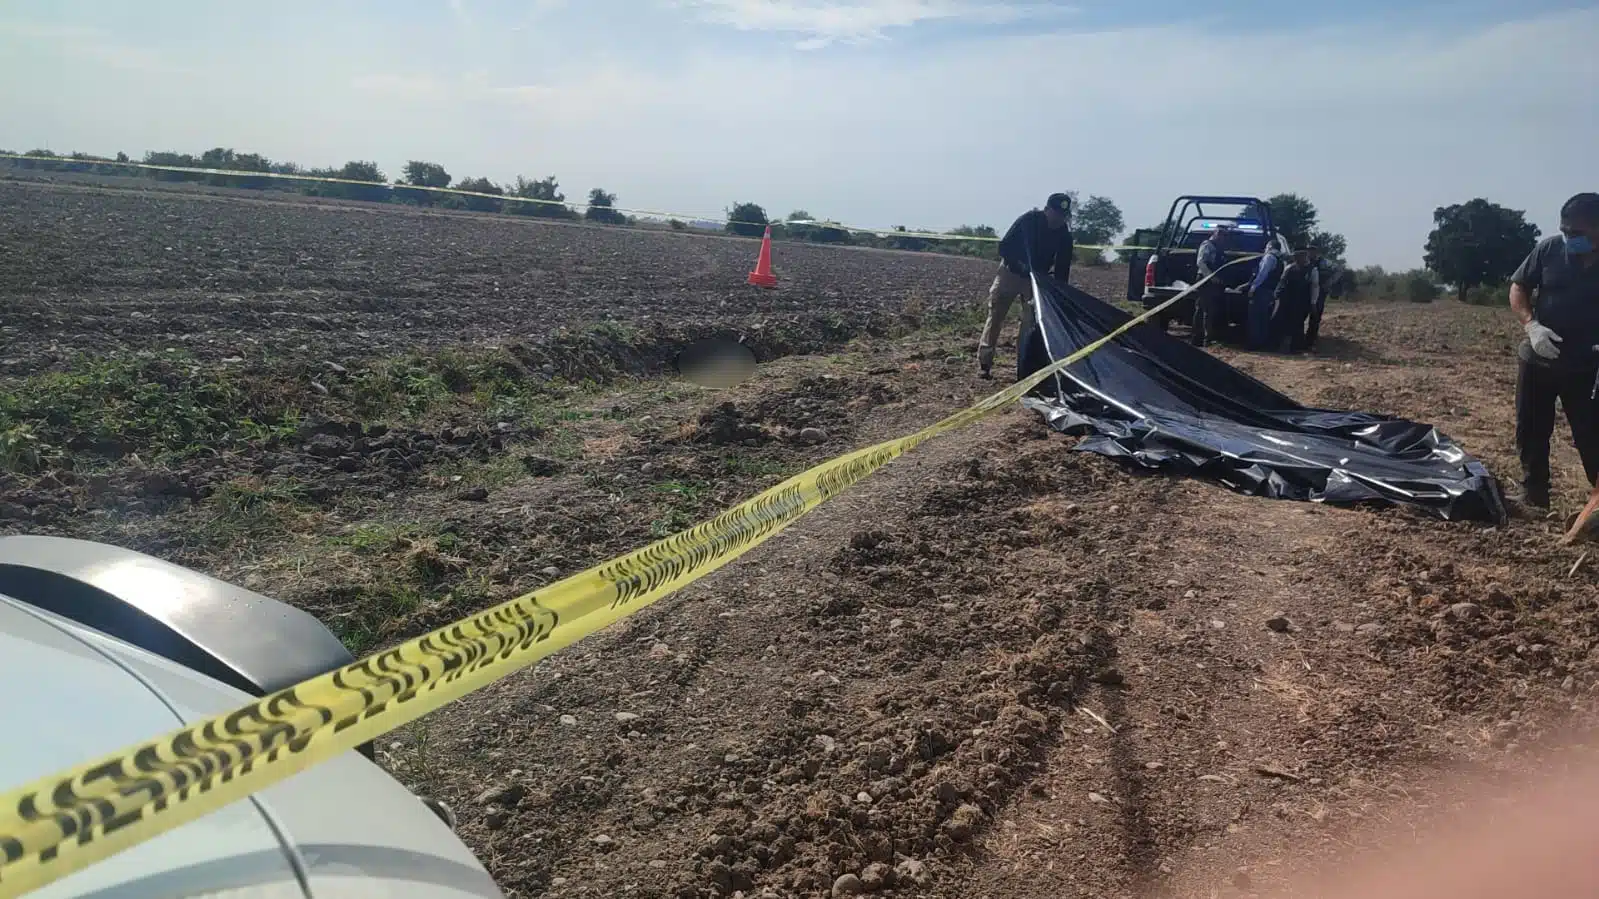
1509;191;1599;511
977;193;1075;379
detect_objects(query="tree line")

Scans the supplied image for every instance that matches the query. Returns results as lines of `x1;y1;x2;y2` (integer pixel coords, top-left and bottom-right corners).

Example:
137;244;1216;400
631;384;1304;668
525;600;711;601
0;146;1155;263
727;193;1135;264
43;146;1538;296
1;147;625;224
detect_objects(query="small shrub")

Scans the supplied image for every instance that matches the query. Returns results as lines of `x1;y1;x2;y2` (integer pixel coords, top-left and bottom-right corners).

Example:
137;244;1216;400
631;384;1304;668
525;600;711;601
1073;246;1108;267
725;202;769;238
0;425;46;474
1407;272;1442;303
585;188;628;225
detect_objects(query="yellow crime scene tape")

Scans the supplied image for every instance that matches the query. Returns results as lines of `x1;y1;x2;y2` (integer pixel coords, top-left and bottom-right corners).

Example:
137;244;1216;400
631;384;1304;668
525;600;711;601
0;152;1165;252
0;157;1257;894
0;257;1253;897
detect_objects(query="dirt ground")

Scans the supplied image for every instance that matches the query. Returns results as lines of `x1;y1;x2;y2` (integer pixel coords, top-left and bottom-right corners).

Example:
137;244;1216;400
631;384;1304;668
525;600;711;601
4;177;1599;899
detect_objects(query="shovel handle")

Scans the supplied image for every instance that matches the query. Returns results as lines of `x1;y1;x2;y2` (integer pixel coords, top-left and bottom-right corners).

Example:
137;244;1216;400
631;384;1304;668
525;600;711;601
1561;482;1599;545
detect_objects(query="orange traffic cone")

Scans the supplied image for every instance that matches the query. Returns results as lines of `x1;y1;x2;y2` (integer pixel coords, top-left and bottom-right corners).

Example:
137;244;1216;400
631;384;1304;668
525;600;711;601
747;226;778;289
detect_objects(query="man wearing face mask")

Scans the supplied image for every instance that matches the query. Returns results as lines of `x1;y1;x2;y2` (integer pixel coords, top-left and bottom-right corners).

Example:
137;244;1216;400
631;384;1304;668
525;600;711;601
1511;192;1599;511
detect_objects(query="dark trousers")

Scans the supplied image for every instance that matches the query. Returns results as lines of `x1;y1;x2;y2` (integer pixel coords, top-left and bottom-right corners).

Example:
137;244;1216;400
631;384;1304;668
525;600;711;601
1306;295;1325;347
1246;291;1274;350
1190;281;1226;346
1271;294;1311;353
1516;357;1599;496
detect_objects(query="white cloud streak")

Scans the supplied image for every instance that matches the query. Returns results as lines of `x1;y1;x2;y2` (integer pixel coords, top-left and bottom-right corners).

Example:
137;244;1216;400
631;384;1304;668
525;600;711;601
676;0;1068;47
0;21;184;73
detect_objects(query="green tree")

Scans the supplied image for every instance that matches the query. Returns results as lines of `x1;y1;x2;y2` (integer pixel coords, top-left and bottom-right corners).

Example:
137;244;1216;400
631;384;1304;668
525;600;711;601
189;147;274;188
396;160;450;206
143;150;203;183
1423;198;1540;303
1074;195;1125;249
338;160;385;183
1266;193;1319;248
786;210;814;222
303;160;389;201
402;161;451;189
1405;270;1440;303
453;176;504;212
585;188;627;225
198;147;238;169
507;175;573;218
1308;229;1348;265
725;202;769;237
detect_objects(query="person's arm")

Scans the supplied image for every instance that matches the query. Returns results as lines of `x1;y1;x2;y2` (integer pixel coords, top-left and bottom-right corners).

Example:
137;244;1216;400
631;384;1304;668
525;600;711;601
997;213;1028;273
1249;254;1277;293
1274;269;1291;303
1509;244;1543;325
1310;266;1320;299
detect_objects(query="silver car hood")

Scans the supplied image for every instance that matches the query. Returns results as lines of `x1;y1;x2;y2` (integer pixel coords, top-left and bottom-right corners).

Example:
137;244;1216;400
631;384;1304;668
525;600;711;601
0;595;501;899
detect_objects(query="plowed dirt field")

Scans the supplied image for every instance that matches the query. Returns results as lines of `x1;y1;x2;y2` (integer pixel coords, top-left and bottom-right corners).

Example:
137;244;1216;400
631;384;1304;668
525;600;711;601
3;176;1596;899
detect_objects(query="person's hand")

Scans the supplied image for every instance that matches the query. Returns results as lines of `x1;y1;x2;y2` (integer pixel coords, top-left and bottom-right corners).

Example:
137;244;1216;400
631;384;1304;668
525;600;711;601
1526;320;1564;359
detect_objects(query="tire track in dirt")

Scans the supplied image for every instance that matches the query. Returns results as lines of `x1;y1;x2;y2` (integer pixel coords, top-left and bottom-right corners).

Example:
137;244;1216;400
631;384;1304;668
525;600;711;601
948;303;1599;899
378;367;1174;898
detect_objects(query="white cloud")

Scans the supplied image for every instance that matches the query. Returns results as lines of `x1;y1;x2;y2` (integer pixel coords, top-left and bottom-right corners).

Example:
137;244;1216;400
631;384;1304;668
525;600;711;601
675;0;1067;47
0;21;183;73
351;73;452;102
1;6;1594;268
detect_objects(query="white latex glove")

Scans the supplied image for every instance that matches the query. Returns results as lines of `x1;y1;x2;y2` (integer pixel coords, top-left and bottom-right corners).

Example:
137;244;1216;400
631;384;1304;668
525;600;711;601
1526;320;1563;360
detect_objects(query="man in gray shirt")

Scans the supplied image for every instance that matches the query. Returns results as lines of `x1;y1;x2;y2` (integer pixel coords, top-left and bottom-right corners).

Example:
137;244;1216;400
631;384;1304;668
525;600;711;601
1191;225;1231;347
1511;192;1599;510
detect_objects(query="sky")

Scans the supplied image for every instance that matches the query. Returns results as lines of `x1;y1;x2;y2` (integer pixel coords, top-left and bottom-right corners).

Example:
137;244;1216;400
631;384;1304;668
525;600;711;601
1;0;1595;269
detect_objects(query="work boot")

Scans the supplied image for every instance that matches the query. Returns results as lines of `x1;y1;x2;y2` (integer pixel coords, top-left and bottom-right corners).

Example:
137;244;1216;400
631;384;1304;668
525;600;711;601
1511;485;1551;518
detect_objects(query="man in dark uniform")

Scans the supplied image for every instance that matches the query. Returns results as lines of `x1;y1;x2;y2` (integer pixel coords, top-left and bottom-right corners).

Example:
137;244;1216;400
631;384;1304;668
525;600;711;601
1510;192;1599;510
977;193;1075;379
1271;247;1317;354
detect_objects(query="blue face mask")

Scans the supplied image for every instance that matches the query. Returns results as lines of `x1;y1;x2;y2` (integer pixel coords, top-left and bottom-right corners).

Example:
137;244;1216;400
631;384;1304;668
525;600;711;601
1567;233;1595;255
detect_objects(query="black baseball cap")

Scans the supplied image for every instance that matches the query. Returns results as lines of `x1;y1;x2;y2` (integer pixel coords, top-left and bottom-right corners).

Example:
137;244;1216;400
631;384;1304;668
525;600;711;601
1045;193;1071;213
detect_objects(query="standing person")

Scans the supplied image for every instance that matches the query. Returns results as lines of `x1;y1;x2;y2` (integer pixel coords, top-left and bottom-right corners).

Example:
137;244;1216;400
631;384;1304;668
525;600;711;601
1191;225;1233;347
1510;192;1599;511
1242;244;1282;350
1271;247;1317;353
976;193;1075;379
1305;244;1334;349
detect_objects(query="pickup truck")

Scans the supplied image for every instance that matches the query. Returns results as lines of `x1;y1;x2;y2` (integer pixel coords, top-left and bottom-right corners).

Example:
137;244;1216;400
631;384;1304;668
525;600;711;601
1127;195;1290;339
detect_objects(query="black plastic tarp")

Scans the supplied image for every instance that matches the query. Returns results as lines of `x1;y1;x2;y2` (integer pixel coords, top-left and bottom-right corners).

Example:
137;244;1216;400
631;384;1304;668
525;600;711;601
1017;276;1507;524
